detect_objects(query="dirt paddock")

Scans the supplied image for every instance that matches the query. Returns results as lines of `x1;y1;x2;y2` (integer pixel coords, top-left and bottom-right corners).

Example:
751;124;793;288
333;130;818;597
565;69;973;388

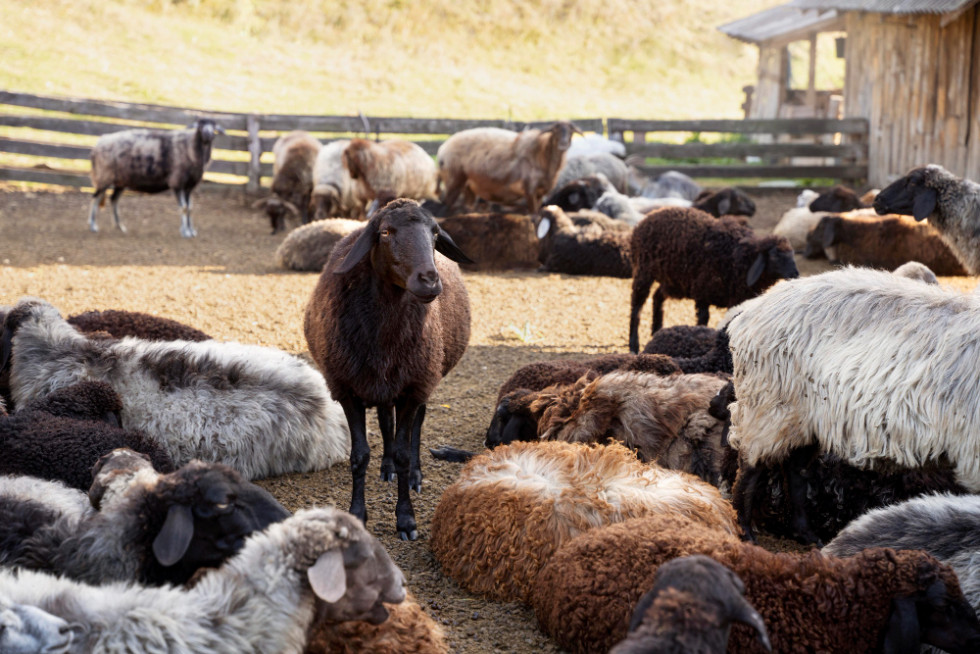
2;186;976;652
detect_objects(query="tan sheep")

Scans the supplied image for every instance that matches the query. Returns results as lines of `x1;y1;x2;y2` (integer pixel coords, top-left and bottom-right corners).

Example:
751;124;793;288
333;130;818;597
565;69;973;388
437;122;579;213
428;440;738;604
252;130;322;234
342;138;437;212
312;140;363;221
274;218;364;272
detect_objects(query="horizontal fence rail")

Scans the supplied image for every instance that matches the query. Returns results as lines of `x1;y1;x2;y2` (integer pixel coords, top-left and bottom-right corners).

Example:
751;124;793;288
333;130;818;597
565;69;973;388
0;91;868;191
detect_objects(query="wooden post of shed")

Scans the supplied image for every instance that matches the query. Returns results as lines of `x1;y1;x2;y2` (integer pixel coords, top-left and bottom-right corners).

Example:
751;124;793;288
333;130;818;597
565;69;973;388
806;34;818;110
246;114;261;192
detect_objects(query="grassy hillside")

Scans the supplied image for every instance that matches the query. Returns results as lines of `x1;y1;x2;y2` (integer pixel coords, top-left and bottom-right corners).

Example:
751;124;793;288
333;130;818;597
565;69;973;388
2;0;781;119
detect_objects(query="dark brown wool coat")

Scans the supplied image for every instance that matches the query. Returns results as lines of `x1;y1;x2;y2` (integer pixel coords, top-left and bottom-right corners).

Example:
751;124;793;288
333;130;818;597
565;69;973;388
437;212;540;271
67;309;211;342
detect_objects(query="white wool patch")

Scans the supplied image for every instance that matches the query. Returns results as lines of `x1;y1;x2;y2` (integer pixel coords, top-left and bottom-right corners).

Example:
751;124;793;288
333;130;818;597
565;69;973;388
0;475;92;522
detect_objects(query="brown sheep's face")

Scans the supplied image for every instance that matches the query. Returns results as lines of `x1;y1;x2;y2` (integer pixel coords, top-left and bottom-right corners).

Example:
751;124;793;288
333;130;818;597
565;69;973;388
874;167;938;221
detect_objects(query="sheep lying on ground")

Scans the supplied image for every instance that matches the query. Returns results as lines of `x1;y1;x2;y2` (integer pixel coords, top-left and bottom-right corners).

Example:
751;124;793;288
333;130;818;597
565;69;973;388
67;308;211;342
344;138;437;213
533;513;980;654
772;206;830;251
641;325;717;359
437;212;539;271
304;199;472;540
543;174;643;225
609;555;770;654
2;298;350;480
874;164;980;273
87;118;223;238
254;131;322;234
429;441;738;604
535;205;632;277
808;184;868;212
0;507;407;654
0;381;175;489
628;208;797;352
553;153;630;194
640;170;702;201
803;210;968;275
726;267;980;543
312;139;362;220
274;218;364;272
438;122;578;213
692;188;756;218
0;453;290;586
0;594;78;654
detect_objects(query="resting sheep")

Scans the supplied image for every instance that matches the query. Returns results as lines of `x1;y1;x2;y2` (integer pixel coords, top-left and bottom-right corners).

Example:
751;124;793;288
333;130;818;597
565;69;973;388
535;205;632;277
437;122;578;213
343;138;437;212
254;130;322;234
640;170;702;202
304;198;472;540
531;512;980;654
542;174;643;225
66;308;211;342
553;152;630;194
428;441;738;604
0;507;407;654
693;187;756;218
274;218;364;272
609;555;770;654
874;164;980;274
87;118;223;238
437;212;540;271
312;139;362;220
725;266;980;543
1;297;350;480
808;184;868;212
628;207;798;352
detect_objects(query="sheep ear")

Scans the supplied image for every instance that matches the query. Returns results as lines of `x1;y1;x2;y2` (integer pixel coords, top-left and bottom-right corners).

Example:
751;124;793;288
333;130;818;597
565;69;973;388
536;216;551;239
308;548;347;603
822;219;840;249
882;596;921;654
153;504;195;567
717;195;731;216
334;223;378;274
746;253;765;287
913;188;937;221
732;600;772;652
435;227;475;265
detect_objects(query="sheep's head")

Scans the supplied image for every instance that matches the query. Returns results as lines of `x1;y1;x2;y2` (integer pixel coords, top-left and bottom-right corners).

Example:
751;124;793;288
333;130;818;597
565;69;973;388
874;165;949;221
333;198;473;302
547;121;580;153
809;185;864;213
542;175;609;212
485;389;540;449
697;188;756;218
190;118;223;145
252;195;300;234
745;237;799;288
1;298;59;380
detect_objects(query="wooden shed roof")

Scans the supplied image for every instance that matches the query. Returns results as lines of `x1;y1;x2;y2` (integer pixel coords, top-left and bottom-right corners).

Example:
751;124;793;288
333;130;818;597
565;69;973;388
718;5;844;45
789;0;979;14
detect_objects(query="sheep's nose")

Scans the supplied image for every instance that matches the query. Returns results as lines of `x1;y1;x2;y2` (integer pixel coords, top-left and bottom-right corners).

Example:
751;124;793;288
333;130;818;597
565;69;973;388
417;270;439;288
410;270;442;302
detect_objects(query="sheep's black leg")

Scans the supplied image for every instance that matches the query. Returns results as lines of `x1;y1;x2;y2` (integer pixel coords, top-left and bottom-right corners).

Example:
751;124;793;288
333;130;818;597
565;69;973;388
394;396;422;540
629;273;655;353
409;404;425;493
377;403;395;482
340;395;370;524
88;188;107;232
110;187;126;233
652;287;666;334
732;460;763;543
695;300;710;326
786;446;824;546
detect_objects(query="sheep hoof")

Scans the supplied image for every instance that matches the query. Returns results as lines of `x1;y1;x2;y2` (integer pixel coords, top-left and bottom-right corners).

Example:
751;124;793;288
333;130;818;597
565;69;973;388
398;528;419;541
409;470;423;493
117;224;127;234
380;461;395;482
89;223;99;233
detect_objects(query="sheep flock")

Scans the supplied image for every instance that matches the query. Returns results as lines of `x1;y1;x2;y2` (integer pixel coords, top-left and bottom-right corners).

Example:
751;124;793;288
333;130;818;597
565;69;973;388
6;122;980;653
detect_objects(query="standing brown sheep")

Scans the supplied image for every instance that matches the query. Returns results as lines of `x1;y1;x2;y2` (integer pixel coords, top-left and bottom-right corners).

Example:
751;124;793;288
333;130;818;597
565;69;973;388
253;131;322;234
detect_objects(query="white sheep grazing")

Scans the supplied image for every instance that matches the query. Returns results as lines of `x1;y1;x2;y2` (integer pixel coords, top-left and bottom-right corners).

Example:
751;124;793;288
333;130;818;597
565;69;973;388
312;139;363;220
0;507;407;654
874;164;980;274
725;266;980;542
88;119;224;238
1;298;350;480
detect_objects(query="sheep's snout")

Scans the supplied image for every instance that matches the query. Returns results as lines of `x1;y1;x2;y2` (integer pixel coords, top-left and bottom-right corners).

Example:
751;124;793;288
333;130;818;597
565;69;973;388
408;268;442;302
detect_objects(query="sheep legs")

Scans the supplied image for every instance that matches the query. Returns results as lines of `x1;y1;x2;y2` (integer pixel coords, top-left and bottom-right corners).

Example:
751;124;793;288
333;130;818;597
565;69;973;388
88;188;107;232
731;460;763;543
175;188;197;238
109;188;126;233
785;446;824;546
379;402;424;490
342;395;371;525
629;274;655;353
393;397;422;540
651;287;666;333
695;300;710;326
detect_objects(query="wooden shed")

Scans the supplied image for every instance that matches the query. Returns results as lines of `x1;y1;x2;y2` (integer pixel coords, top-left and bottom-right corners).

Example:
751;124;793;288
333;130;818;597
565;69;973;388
791;0;980;186
718;5;846;120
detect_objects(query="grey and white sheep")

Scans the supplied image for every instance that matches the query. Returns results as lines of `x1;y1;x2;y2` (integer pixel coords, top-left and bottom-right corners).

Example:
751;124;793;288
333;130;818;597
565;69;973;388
535;205;633;277
312;139;362;220
553;152;630;194
609;555;770;654
726;266;980;542
640;170;702;202
253;130;322;234
542;174;643;226
874;164;980;273
304;198;472;540
87;118;223;238
1;298;350;480
437;122;579;213
274;218;364;272
0;507;407;654
628;207;797;352
343;138;437;212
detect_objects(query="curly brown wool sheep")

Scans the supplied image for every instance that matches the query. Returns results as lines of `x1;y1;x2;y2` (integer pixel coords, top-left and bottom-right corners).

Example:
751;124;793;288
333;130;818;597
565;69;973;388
531;513;980;654
437;212;540;271
628;207;798;353
304;592;448;654
428;441;738;604
67;309;211;342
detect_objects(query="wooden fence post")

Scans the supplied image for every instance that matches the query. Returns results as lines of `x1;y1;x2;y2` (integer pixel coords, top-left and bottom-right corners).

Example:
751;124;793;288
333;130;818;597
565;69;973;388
246;114;261;192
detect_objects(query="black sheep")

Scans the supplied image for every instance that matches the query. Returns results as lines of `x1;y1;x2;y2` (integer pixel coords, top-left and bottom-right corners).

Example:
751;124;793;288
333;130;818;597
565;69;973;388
628;208;798;353
641;325;716;359
67;309;212;342
692;187;756;218
0;382;175;490
304;198;473;540
808;184;867;213
535;205;632;278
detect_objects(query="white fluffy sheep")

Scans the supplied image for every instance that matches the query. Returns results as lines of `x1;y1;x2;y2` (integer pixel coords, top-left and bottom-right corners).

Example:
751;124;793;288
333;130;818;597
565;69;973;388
0;507;407;654
274;218;364;272
725;267;980;541
772;205;830;251
429;440;738;604
1;298;350;480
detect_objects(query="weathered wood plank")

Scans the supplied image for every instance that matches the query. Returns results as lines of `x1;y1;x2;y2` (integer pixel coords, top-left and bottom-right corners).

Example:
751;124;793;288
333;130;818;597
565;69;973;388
0;137;91;159
632;163;868;179
625;142;867;159
0;165;91;187
207;159;272;177
608;117;869;135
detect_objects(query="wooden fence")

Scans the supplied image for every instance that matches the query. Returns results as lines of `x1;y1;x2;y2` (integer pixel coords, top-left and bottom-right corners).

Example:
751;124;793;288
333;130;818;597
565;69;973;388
0;91;868;191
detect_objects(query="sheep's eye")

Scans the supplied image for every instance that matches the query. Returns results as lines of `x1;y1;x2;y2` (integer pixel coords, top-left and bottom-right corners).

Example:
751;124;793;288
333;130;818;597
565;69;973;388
214;502;230;510
380;229;391;237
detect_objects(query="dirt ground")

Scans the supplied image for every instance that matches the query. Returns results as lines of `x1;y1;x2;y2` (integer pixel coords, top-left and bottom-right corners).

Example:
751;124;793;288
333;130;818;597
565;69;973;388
2;186;976;653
